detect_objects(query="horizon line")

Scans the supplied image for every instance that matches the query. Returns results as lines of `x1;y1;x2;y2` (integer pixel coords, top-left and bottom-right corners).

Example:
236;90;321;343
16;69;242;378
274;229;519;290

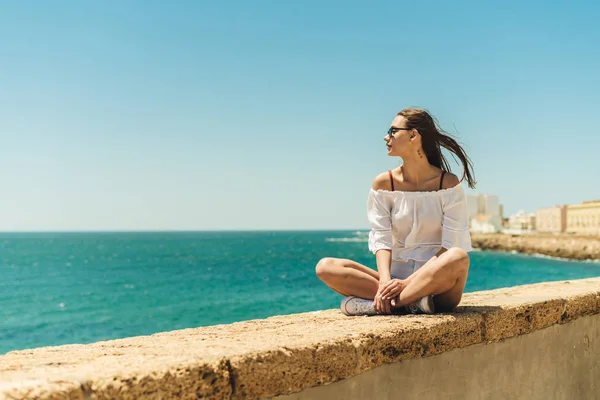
0;228;371;234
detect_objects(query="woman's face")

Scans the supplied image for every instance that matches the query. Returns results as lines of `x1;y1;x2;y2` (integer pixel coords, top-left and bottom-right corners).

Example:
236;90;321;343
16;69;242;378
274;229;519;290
384;115;414;157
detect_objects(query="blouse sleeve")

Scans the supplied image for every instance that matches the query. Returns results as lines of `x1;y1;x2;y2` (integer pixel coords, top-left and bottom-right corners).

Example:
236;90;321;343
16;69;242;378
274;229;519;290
441;186;473;251
367;190;393;254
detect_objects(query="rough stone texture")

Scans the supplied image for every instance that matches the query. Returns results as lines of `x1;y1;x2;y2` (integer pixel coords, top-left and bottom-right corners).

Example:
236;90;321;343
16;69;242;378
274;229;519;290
471;232;600;260
2;278;600;400
277;313;600;400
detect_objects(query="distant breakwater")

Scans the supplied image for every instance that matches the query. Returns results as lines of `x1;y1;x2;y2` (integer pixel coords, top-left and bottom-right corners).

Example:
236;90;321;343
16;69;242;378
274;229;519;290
471;233;600;261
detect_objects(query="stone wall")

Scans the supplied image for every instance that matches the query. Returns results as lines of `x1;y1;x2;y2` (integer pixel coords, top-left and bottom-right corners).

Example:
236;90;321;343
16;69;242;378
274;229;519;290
277;313;600;400
2;278;600;399
471;233;600;260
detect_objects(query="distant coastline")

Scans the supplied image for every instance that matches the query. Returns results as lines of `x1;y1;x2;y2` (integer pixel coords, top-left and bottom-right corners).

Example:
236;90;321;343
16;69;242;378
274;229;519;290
471;233;600;261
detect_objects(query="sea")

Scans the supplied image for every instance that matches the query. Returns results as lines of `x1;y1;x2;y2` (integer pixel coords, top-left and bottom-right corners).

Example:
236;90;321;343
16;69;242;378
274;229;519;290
2;230;600;354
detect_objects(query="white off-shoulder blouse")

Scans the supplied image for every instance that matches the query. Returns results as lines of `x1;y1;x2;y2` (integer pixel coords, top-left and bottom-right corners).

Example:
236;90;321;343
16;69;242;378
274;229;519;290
367;184;473;263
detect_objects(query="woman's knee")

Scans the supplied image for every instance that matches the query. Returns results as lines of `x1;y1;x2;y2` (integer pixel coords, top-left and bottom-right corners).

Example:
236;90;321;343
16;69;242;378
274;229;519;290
447;247;470;268
315;257;340;279
436;248;470;276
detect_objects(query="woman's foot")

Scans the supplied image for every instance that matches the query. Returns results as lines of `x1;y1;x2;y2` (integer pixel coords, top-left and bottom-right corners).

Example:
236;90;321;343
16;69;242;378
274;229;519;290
390;294;435;314
405;295;435;314
341;295;435;316
340;296;378;316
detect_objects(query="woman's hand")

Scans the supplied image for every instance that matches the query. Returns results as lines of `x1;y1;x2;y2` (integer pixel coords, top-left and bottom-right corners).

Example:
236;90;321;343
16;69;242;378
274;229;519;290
375;279;392;314
379;279;406;307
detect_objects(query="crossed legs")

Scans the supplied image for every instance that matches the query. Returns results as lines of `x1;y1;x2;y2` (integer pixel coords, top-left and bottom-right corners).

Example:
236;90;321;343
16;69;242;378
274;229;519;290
315;247;470;312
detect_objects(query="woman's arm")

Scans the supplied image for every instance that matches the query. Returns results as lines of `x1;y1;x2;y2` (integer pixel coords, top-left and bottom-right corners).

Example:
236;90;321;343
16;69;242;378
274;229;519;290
376;249;392;281
374;249;393;313
369;171;394;283
369;172;395;313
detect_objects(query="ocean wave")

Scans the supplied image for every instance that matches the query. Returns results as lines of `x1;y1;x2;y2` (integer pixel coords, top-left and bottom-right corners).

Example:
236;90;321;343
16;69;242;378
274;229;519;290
325;238;369;242
477;248;600;263
530;253;600;264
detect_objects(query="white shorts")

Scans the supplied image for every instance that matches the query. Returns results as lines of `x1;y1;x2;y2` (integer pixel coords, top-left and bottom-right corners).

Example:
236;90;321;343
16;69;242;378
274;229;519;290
390;259;427;280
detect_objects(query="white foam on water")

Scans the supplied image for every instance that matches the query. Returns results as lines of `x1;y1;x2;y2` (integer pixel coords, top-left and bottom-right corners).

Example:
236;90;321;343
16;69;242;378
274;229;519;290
325;238;369;242
476;248;600;264
530;253;600;264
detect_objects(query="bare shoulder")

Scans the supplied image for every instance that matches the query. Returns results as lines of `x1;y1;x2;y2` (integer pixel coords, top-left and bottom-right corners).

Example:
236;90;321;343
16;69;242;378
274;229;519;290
441;171;460;189
371;170;393;191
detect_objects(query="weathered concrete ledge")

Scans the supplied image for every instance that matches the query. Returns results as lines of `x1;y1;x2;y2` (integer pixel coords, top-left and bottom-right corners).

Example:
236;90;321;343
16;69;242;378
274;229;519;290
471;232;600;260
2;278;600;399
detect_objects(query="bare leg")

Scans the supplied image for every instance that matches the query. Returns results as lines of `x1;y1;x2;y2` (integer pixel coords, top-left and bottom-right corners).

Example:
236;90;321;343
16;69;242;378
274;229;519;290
315;257;379;300
392;248;470;311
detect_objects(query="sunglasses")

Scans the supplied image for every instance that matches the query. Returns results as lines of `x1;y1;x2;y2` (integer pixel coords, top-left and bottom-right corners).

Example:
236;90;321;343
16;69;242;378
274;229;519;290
387;127;411;139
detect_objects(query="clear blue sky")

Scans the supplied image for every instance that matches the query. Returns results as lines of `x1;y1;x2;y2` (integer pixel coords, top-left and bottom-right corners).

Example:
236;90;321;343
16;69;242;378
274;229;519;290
1;1;599;231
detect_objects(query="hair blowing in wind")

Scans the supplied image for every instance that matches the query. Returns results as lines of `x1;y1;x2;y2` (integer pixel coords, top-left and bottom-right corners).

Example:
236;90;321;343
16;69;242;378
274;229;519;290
398;108;477;189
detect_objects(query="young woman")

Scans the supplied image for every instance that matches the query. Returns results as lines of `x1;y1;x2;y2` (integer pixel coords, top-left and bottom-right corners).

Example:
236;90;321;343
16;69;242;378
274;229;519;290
316;108;476;315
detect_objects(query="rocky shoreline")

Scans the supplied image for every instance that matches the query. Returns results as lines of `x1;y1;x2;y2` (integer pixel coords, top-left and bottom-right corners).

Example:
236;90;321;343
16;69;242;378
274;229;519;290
471;233;600;261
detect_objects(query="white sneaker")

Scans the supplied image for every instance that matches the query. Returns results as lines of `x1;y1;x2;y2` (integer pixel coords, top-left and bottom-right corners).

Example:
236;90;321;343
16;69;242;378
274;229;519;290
340;296;377;316
405;295;435;314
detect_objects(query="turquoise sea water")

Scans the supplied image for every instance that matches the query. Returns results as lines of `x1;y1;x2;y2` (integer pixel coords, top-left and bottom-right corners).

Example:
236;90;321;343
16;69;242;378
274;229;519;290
2;231;600;354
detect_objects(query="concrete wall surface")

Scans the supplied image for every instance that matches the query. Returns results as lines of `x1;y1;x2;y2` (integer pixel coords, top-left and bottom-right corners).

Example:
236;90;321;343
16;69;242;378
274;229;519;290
1;277;600;400
277;313;600;400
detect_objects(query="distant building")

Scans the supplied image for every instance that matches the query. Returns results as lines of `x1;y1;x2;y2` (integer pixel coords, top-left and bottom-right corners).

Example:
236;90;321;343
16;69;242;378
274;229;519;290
536;205;567;234
566;200;600;235
466;194;503;233
470;214;498;233
465;194;479;221
506;210;536;232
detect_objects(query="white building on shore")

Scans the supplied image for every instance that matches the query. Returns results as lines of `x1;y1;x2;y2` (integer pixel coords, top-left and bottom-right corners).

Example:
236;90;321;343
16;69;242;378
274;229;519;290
504;210;536;234
466;194;503;233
